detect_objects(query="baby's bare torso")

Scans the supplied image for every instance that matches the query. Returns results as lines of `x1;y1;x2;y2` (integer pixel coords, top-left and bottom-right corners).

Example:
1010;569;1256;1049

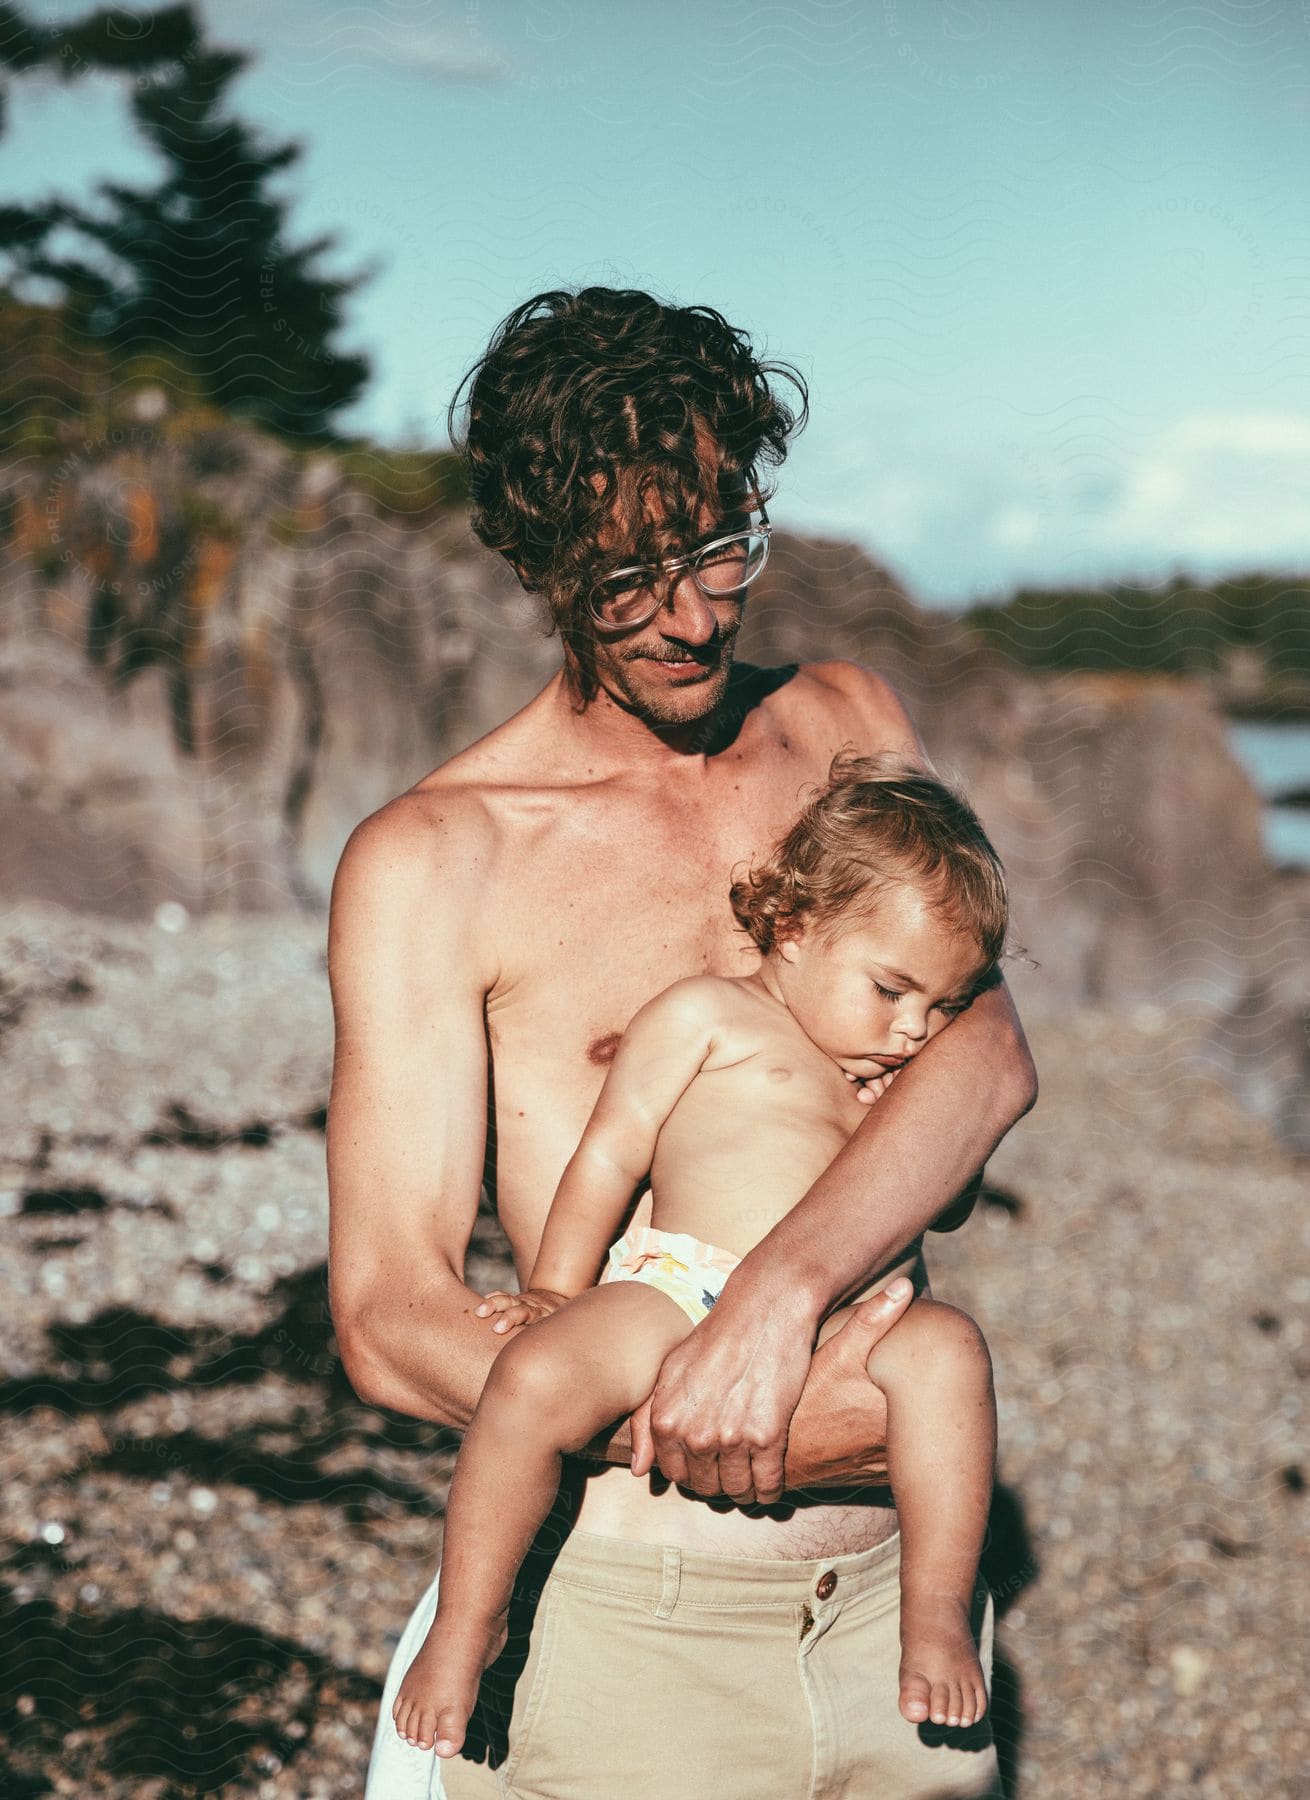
648;978;875;1256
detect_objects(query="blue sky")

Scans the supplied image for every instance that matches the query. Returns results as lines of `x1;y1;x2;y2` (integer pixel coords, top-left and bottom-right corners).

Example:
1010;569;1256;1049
5;0;1310;604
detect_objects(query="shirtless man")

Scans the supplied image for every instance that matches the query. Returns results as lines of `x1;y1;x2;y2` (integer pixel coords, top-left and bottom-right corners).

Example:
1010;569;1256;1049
328;286;1038;1798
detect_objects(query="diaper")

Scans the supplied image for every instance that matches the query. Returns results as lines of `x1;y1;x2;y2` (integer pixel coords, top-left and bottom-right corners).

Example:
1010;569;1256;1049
599;1225;742;1326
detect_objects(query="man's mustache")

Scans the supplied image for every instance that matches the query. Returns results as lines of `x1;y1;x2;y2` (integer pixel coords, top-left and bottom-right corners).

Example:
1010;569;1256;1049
634;653;717;665
619;625;741;666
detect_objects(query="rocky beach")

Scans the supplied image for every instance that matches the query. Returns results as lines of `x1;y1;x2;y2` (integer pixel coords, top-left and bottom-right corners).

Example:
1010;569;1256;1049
2;413;1307;1796
1;896;1307;1798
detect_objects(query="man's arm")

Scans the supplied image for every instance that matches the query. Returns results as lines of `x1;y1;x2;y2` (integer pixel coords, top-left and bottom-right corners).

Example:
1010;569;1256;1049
326;795;510;1429
640;665;1039;1502
737;973;1034;1312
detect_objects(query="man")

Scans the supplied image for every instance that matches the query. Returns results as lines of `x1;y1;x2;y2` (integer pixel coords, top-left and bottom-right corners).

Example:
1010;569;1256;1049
328;286;1037;1798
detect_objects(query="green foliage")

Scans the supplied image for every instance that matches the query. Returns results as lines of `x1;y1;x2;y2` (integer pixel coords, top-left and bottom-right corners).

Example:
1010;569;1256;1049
0;293;110;447
0;2;374;442
0;291;215;449
0;292;470;533
335;445;471;520
177;492;241;542
962;574;1310;682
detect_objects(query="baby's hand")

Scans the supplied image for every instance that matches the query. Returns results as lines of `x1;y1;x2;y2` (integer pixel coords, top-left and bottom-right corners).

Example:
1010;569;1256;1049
474;1288;569;1332
845;1067;901;1105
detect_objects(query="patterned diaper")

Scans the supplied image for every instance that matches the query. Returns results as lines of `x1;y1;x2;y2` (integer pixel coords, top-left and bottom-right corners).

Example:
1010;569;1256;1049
599;1225;742;1326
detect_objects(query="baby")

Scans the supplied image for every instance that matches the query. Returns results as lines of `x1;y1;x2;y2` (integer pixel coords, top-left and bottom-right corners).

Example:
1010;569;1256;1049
394;753;1009;1760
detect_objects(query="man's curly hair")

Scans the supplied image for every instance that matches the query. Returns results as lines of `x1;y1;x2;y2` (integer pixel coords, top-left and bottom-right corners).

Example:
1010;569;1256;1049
447;286;809;700
730;752;1010;976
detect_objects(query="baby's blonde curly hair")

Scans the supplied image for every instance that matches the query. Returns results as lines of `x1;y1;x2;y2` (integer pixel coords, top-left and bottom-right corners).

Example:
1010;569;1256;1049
730;751;1009;971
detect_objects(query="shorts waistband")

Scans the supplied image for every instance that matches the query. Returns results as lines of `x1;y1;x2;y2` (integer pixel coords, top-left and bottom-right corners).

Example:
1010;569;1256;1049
547;1527;901;1610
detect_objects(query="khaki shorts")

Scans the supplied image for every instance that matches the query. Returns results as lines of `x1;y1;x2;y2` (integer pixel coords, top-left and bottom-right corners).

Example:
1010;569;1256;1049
371;1527;1001;1800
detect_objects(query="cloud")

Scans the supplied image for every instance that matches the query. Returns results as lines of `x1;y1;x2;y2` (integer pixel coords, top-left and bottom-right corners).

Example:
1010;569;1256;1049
363;22;508;84
199;1;508;84
794;408;1310;601
1168;413;1310;458
989;505;1043;551
1103;412;1310;565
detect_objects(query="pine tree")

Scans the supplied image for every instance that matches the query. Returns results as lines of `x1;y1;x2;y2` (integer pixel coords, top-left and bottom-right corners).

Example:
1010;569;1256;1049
0;3;374;441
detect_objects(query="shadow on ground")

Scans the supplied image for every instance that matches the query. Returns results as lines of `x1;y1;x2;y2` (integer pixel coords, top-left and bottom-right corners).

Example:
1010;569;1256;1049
981;1481;1038;1796
0;1592;380;1797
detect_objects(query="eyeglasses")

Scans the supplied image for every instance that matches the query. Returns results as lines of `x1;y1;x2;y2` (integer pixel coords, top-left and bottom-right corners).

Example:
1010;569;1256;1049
585;501;772;632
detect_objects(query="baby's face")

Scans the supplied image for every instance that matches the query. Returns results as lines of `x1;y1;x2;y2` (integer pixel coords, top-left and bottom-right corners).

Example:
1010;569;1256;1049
774;886;987;1082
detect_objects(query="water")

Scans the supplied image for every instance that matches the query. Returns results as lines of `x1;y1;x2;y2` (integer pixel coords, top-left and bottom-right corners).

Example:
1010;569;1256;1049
1225;721;1310;871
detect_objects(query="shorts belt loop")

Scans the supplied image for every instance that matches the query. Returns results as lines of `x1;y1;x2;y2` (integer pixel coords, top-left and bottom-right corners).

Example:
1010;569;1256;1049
654;1546;681;1619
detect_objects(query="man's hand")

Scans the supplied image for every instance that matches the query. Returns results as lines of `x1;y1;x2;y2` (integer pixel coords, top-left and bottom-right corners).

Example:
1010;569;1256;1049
473;1288;570;1332
628;1277;913;1504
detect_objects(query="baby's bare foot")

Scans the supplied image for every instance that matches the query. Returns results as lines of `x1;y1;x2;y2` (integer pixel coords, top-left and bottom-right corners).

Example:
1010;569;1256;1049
898;1593;988;1731
392;1613;508;1758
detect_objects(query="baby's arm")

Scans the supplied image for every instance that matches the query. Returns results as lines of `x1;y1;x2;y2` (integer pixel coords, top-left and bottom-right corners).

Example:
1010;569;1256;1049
529;978;720;1295
479;979;722;1329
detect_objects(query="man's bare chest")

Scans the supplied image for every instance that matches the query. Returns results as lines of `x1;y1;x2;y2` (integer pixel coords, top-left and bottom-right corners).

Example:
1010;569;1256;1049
487;816;761;1060
479;768;809;1143
475;822;763;1240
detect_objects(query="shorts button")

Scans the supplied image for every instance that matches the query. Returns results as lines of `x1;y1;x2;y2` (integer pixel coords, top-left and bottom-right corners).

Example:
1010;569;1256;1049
815;1570;837;1600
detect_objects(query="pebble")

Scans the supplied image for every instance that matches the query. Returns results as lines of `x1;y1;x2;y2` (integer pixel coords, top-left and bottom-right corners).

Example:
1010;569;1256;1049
1168;1645;1209;1697
2;903;1307;1797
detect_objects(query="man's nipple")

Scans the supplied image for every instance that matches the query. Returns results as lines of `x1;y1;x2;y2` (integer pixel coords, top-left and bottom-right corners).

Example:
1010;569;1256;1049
587;1031;622;1066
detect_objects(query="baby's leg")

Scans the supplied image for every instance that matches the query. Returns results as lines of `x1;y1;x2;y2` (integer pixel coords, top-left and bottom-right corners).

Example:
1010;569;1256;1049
831;1297;996;1732
392;1281;690;1759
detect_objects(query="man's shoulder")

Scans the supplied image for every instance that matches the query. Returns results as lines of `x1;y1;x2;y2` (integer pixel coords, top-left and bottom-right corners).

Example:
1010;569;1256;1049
786;660;931;767
328;779;502;968
327;778;510;999
337;780;494;884
329;694;573;966
337;692;560;887
794;657;907;717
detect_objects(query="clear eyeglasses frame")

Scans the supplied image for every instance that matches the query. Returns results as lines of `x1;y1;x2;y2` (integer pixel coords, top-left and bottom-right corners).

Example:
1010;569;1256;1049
584;500;772;633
